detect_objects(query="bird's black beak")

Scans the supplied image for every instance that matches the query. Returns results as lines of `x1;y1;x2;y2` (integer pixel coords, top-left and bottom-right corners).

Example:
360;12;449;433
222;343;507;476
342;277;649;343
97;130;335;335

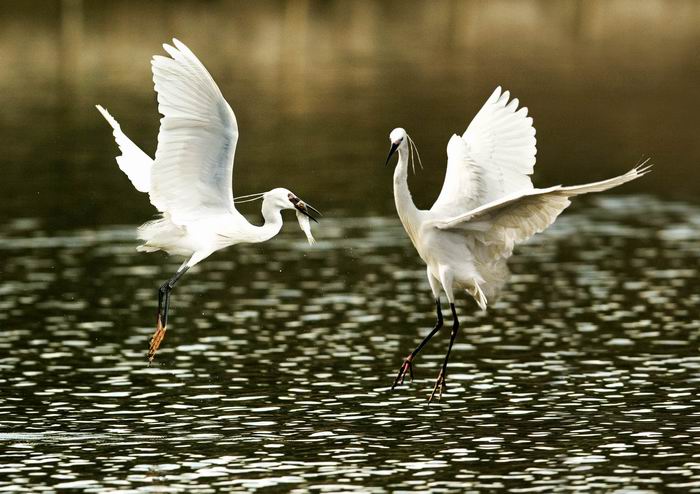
295;201;320;223
385;142;399;166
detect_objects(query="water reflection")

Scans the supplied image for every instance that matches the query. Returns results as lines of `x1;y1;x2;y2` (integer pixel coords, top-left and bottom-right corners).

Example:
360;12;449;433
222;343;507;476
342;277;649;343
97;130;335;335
1;197;699;491
1;0;699;229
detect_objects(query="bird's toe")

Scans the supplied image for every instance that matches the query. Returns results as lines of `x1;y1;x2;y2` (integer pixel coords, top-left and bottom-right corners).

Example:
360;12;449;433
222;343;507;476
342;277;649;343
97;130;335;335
428;370;446;403
148;318;167;363
391;355;414;390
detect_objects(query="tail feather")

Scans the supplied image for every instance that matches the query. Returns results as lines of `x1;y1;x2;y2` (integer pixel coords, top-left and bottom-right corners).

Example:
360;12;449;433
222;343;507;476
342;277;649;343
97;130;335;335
96;105;154;193
136;214;189;256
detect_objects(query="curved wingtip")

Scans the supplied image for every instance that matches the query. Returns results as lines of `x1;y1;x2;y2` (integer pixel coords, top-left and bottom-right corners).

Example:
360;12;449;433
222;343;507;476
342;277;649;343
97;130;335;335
163;37;191;58
95;104;119;129
489;86;503;103
171;38;198;61
162;42;178;58
500;89;511;105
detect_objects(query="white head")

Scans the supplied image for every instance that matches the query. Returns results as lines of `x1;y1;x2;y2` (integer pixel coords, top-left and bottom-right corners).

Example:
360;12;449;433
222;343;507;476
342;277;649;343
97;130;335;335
389;127;407;145
385;128;407;166
234;188;320;243
262;187;295;210
385;127;422;172
262;188;321;244
262;188;320;218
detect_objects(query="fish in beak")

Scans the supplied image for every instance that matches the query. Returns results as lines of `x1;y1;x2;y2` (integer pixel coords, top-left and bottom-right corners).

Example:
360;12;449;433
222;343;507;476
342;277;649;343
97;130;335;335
288;193;320;223
288;193;321;245
293;199;320;223
296;210;316;245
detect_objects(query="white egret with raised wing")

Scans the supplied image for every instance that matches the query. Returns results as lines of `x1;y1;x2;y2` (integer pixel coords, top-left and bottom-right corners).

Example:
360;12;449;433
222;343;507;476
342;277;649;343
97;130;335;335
385;87;650;401
97;39;319;362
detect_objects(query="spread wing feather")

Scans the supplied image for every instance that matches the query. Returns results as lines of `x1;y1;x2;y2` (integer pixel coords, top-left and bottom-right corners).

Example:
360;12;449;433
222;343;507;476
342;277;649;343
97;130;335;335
96;105;153;193
431;87;537;216
149;38;240;225
431;162;651;259
430;135;483;216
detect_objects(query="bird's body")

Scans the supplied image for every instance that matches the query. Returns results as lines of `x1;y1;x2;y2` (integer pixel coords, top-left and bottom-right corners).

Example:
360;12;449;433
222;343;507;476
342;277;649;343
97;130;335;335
386;87;650;401
393;190;504;311
136;201;288;257
97;39;318;362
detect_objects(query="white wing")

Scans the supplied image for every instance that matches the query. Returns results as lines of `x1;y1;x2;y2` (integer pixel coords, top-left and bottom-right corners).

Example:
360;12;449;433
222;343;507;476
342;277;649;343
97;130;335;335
431;87;537;215
96;105;153;193
432;162;651;259
430;135;483;217
150;39;240;225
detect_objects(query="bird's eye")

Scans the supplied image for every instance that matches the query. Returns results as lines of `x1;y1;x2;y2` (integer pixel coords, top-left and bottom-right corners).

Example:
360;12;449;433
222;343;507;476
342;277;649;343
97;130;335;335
288;193;300;205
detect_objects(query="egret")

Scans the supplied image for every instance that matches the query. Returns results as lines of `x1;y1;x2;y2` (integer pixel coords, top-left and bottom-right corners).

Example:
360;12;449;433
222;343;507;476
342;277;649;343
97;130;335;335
385;87;650;402
96;39;320;362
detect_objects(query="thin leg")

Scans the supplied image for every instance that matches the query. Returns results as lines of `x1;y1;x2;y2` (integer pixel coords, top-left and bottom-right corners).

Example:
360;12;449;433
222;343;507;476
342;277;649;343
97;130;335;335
148;263;190;363
392;299;443;389
429;303;459;403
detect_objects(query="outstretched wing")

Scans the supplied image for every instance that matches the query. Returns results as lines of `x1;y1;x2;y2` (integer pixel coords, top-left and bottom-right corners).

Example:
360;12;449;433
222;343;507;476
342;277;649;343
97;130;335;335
431;162;651;259
150;39;240;225
431;87;537;216
463;87;537;203
459;189;571;260
96;105;154;193
430;134;483;217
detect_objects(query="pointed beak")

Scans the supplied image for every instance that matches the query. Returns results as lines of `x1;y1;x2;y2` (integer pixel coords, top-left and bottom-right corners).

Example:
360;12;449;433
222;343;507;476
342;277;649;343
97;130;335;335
295;201;320;223
385;142;399;166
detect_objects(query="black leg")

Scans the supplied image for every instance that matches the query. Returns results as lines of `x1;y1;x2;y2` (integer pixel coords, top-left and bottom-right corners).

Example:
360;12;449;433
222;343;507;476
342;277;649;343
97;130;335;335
392;299;443;389
149;265;190;363
429;303;459;403
156;280;167;326
160;281;173;328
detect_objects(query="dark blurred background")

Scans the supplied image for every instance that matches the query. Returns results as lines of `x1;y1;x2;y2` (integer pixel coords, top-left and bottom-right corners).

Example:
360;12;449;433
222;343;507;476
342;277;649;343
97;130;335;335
1;0;698;230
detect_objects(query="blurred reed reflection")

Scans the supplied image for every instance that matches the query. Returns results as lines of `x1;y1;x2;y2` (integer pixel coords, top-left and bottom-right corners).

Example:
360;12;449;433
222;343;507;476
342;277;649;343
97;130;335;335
0;0;698;229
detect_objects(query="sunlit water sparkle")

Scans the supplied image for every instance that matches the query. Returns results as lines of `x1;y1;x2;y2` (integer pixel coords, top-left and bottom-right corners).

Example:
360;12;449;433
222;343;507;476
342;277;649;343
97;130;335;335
1;196;699;492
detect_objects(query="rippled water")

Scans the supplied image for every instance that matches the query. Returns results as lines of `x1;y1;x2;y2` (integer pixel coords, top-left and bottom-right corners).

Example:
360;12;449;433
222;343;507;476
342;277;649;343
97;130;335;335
1;196;699;492
2;2;699;491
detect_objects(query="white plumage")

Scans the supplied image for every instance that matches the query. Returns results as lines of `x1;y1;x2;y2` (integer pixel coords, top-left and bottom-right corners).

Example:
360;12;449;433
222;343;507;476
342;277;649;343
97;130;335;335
97;39;319;362
386;86;651;401
95;106;153;193
432;88;537;216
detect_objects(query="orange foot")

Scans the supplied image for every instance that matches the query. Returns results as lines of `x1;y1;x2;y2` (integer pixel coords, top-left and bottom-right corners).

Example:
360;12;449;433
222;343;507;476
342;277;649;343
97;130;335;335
428;369;446;403
391;355;414;389
148;316;167;364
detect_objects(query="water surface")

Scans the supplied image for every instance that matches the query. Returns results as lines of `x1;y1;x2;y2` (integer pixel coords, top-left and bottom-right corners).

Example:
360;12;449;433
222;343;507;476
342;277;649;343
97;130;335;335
1;1;700;491
1;198;700;491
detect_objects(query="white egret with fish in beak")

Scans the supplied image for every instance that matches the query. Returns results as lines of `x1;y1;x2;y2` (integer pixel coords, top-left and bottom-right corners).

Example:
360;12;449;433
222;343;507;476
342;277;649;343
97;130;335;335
96;39;320;362
385;86;651;402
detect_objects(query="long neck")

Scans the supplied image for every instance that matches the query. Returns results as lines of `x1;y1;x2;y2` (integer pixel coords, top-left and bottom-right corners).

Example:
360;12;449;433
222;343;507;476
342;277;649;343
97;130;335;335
393;142;421;242
255;199;285;243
